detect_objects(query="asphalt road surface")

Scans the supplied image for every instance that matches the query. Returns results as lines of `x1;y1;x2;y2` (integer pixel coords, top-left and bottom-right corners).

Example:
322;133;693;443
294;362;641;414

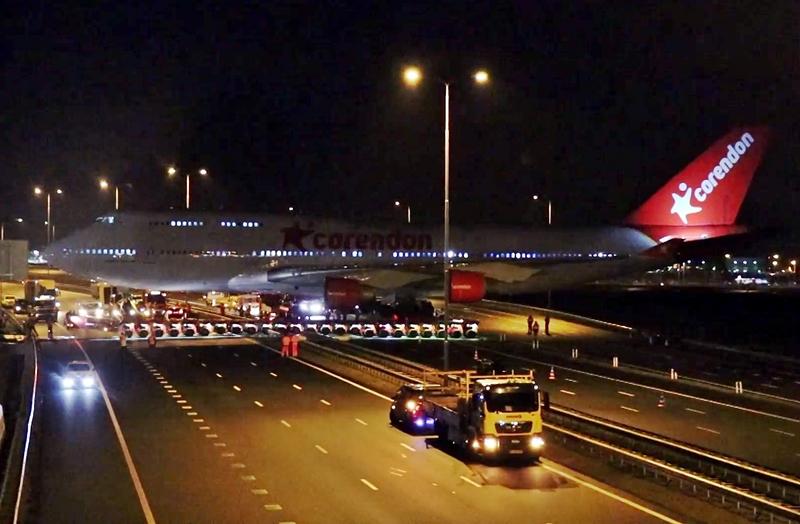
27;334;681;523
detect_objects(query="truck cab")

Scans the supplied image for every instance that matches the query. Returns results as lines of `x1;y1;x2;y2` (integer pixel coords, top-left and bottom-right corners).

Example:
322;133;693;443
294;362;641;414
419;371;545;462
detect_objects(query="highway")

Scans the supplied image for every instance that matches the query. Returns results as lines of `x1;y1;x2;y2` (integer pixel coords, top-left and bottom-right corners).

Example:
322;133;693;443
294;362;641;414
25;330;685;523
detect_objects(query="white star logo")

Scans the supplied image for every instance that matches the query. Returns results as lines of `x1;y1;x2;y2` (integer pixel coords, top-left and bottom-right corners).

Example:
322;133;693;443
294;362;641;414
670;182;702;225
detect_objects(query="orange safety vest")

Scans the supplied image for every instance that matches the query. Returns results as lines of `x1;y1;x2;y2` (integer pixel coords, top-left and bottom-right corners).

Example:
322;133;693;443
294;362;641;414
281;335;291;354
290;334;300;355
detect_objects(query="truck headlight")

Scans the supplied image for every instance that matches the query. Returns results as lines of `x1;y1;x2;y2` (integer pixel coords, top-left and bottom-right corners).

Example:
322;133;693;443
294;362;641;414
529;435;545;449
483;436;499;452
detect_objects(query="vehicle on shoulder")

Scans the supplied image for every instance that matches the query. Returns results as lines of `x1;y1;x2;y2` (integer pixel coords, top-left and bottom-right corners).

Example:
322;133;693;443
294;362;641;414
389;383;437;431
61;360;96;389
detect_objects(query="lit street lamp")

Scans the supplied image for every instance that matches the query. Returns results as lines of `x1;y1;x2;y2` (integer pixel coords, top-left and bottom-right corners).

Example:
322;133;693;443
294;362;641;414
98;178;120;210
0;217;23;241
394;200;411;224
33;187;63;244
168;166;208;210
532;195;552;225
403;65;489;370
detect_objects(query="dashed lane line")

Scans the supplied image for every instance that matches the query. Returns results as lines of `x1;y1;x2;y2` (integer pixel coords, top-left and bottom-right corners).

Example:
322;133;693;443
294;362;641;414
355;418;368;426
400;443;416;452
315;445;329;454
770;428;796;437
269;372;278;377
459;476;482;488
320;399;332;406
696;426;721;435
360;479;379;491
292;384;303;391
281;420;292;428
620;406;639;413
559;389;576;396
617;391;635;397
233;385;242;392
254;401;264;408
685;408;706;415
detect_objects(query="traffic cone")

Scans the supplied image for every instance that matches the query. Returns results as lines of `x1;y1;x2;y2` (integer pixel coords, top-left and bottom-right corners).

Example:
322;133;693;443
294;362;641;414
657;394;666;408
548;366;556;380
474;348;479;360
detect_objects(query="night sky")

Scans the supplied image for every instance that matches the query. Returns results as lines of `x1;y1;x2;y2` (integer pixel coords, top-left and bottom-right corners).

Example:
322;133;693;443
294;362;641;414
1;2;797;246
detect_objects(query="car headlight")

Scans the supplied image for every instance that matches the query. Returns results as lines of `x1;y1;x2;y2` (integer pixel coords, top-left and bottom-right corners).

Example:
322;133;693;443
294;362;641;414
15;306;20;312
529;435;545;449
405;400;417;411
62;377;75;388
483;436;499;452
81;377;95;387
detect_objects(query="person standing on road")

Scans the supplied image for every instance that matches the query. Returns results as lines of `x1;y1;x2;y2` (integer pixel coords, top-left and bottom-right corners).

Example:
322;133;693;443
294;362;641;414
544;314;551;336
527;315;534;335
532;320;540;349
290;332;302;357
119;324;128;350
147;322;157;348
281;331;291;357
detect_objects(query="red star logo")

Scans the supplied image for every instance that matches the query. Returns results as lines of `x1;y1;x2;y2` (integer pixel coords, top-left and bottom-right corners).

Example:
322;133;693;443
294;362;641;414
281;222;314;251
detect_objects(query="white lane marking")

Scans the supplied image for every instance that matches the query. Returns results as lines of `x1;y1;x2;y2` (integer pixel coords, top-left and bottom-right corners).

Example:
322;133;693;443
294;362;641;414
221;452;235;457
213;442;227;447
459;475;482;488
281;420;292;428
315;444;328;454
251;488;269;495
12;322;39;524
264;504;283;511
199;426;211;430
400;443;416;452
620;406;639;413
73;340;156;524
559;389;576;396
231;463;246;469
241;475;256;481
696;426;720;435
176;400;187;404
390;471;403;477
158;380;168;384
206;434;219;438
761;383;779;389
181;406;192;410
171;394;182;399
250;361;258;367
292;384;303;390
770;428;796;437
617;391;635;397
355;418;368;426
685;408;706;415
254;400;264;408
360;478;379;491
215;372;223;378
488;349;800;422
564;378;578;383
390;467;407;473
163;385;173;390
540;461;681;523
193;419;205;423
233;352;239;357
201;362;207;367
320;399;332;406
269;372;278;377
233;385;242;392
187;412;198;416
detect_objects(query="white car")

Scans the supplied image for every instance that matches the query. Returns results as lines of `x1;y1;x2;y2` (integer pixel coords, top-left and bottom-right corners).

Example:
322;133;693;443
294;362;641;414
61;360;96;389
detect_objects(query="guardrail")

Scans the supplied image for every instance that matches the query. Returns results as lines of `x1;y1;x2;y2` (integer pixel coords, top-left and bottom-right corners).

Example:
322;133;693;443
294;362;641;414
297;336;800;523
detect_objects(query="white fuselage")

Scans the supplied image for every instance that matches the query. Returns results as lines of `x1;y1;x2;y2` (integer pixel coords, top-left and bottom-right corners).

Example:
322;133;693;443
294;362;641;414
45;212;657;293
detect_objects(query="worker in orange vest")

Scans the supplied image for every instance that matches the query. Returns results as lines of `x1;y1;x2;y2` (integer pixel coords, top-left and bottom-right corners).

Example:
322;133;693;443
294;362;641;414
281;332;291;357
290;332;302;357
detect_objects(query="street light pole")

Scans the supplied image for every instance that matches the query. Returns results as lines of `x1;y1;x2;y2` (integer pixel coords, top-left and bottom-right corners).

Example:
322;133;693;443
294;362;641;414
46;192;51;244
443;81;451;371
185;173;190;210
115;186;120;211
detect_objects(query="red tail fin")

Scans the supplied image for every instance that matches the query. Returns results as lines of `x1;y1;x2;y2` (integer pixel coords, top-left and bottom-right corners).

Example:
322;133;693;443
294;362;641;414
626;126;769;227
